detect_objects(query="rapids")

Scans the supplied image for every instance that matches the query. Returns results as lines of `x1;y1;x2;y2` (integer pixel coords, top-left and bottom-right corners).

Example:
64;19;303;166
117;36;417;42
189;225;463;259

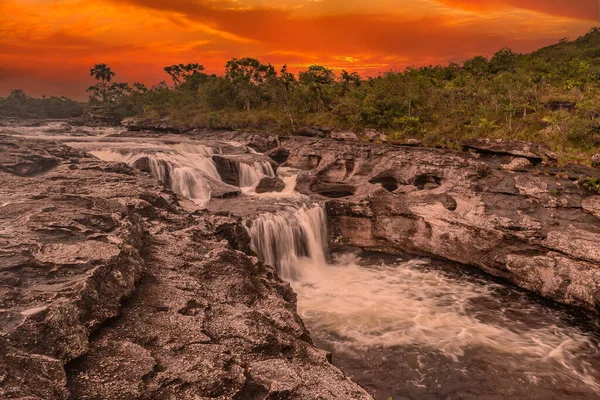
247;204;600;400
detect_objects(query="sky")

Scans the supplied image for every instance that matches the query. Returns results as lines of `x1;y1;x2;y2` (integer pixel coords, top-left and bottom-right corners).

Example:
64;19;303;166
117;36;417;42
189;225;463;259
0;0;598;99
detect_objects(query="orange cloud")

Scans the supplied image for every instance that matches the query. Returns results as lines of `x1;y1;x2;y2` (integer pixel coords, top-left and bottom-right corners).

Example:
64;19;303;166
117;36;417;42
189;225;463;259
436;0;599;21
0;0;596;99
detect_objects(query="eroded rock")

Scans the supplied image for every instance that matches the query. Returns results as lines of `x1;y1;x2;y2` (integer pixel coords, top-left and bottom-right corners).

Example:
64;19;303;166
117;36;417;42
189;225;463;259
0;136;371;400
275;135;600;313
255;176;286;193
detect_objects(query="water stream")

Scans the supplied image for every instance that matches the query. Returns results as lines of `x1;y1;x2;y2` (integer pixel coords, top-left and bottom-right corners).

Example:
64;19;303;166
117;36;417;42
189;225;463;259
247;205;600;400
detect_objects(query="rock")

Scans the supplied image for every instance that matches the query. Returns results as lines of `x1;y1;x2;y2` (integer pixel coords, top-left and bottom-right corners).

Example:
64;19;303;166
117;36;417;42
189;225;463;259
121;116;184;133
582;196;600;219
295;171;319;196
331;130;358;141
276;135;600;313
205;175;242;199
362;129;382;142
311;182;357;198
393;138;422;147
462;138;557;162
501;157;533;172
295;126;331;138
0;136;370;400
255;177;286;193
592;153;600;167
265;147;290;164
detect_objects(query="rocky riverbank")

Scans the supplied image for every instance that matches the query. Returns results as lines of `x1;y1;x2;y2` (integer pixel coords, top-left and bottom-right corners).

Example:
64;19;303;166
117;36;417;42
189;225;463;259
0;135;371;399
191;130;600;314
276;135;600;313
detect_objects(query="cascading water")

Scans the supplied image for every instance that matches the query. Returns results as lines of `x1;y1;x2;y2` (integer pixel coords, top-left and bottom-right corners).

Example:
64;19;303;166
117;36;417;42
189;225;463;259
239;161;276;189
89;143;220;207
246;204;328;280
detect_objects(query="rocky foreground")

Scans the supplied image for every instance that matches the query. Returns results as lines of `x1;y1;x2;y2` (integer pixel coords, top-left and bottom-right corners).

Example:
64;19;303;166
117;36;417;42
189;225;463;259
0;136;371;399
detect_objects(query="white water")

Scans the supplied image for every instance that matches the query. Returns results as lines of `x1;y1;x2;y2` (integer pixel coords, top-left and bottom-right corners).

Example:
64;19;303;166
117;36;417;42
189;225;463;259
89;141;278;207
239;161;276;189
247;204;328;280
245;205;600;396
90;145;219;207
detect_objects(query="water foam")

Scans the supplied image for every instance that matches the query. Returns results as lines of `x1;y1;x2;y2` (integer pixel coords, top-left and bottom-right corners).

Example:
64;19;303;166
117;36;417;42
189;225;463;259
90;145;219;207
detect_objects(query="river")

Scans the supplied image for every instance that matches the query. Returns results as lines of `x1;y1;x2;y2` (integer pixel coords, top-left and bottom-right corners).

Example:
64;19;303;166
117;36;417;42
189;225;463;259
6;122;600;400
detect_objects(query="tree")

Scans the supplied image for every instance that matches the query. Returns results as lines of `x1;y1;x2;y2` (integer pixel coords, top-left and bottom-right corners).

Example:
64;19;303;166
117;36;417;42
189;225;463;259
298;65;335;112
463;56;488;77
163;63;205;87
339;70;361;95
225;58;275;111
8;89;27;102
89;64;116;101
90;64;116;83
489;48;519;74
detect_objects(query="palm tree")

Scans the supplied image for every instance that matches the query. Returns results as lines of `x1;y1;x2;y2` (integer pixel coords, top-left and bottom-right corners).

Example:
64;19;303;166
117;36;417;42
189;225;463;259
89;64;116;102
90;64;116;83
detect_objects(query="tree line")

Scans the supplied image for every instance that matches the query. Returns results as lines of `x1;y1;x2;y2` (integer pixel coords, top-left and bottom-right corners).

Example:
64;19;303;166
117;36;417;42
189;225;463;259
3;28;600;163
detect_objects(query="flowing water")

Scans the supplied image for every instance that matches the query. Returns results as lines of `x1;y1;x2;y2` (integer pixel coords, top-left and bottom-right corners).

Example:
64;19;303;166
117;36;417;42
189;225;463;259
247;205;600;400
83;140;277;207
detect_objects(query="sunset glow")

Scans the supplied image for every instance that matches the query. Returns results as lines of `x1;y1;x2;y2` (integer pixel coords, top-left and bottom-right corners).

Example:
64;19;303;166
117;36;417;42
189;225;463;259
1;0;597;98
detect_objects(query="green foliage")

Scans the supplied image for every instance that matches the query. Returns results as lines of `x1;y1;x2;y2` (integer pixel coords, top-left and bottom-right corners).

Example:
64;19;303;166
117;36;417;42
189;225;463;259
0;89;84;118
583;177;600;194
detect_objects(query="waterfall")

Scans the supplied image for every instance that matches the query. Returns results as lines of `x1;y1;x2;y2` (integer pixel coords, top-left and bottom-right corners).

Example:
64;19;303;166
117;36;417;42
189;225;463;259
90;148;219;207
239;161;276;188
246;204;328;280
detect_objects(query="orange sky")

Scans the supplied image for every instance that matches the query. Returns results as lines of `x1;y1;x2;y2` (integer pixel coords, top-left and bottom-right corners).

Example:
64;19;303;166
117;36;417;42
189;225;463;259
0;0;598;99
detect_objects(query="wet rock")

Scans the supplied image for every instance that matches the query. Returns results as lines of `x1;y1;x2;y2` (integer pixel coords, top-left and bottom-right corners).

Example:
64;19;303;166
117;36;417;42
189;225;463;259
295;171;319;196
212;155;240;186
265;147;290;164
255;177;286;193
130;156;152;173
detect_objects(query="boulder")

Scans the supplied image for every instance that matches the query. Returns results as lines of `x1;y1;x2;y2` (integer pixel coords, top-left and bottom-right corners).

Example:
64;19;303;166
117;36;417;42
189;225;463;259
295;126;331;138
265;147;290;164
255;177;286;193
331;131;358;141
362;129;382;142
394;138;422;147
501;157;533;172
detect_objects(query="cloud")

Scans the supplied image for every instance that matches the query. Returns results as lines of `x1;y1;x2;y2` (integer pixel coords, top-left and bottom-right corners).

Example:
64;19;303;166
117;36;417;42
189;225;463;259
436;0;599;21
0;0;596;98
